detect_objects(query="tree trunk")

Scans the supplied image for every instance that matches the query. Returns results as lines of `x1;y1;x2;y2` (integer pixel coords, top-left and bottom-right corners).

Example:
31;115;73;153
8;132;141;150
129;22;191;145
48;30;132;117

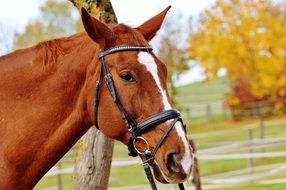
73;128;114;189
70;1;118;189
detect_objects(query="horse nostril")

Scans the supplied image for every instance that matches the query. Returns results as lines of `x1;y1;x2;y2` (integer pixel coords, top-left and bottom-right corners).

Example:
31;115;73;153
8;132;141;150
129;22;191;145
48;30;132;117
166;152;181;173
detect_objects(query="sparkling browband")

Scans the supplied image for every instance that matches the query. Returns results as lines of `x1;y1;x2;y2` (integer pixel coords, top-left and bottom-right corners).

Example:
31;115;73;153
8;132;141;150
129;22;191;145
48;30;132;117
99;45;153;59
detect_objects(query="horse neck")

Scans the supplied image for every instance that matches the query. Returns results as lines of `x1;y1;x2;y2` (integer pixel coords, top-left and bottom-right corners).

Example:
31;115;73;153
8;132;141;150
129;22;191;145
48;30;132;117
0;33;99;188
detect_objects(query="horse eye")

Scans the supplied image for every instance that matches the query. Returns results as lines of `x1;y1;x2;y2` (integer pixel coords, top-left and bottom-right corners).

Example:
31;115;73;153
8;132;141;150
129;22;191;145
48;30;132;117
120;72;135;82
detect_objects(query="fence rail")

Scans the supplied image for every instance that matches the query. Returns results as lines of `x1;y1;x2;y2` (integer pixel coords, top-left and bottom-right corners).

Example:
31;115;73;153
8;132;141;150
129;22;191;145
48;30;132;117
180;98;286;123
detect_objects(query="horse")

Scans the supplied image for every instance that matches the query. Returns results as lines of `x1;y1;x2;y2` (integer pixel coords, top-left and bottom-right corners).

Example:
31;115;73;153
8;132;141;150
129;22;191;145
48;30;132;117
0;6;193;189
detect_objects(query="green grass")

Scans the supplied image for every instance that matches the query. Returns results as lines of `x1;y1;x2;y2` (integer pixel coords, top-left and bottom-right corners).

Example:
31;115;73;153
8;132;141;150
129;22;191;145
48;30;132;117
35;173;73;190
176;77;231;124
110;165;148;186
176;76;230;97
219;183;286;190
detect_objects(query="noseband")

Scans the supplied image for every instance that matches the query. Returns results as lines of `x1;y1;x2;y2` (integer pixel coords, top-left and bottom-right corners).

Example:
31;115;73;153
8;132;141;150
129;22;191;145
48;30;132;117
94;45;186;190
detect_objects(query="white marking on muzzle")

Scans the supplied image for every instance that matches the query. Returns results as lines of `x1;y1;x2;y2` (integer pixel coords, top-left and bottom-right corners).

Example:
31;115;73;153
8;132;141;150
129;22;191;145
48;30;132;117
137;52;192;176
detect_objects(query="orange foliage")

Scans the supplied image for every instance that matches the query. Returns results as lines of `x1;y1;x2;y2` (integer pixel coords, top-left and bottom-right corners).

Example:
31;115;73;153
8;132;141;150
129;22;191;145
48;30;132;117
189;0;286;103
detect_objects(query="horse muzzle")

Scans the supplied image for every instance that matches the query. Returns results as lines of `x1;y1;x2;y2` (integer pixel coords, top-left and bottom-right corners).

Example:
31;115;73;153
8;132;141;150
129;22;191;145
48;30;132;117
152;144;193;184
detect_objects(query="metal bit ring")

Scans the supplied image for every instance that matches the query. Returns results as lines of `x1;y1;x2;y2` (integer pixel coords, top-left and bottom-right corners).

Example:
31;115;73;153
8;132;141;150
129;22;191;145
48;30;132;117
133;136;150;155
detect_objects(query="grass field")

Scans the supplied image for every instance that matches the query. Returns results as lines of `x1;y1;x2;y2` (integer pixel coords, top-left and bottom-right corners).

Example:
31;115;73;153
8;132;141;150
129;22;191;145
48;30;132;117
34;77;286;190
176;77;230;123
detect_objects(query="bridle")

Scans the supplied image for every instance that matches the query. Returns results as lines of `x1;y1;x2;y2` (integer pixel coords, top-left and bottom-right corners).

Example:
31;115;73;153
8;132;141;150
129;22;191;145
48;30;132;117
93;45;186;190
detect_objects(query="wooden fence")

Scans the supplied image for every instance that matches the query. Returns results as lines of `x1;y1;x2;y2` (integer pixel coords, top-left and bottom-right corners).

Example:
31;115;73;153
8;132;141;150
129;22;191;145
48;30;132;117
181;98;286;123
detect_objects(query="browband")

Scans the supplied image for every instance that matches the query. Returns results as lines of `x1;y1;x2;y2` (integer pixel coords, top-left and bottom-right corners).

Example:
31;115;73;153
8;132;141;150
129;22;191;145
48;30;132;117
99;45;153;59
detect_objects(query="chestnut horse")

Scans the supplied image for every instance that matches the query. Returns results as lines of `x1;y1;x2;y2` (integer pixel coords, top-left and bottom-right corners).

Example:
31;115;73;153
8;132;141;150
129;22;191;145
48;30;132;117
0;6;193;189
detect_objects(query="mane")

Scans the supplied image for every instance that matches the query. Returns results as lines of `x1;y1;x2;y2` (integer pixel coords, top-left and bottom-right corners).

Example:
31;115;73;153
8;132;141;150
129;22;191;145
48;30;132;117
0;24;146;68
0;32;92;67
32;32;92;65
35;39;64;65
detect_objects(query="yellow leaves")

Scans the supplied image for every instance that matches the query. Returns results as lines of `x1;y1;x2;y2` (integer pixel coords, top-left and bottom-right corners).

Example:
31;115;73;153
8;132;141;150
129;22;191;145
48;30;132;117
227;95;240;106
278;88;286;97
72;0;100;17
189;0;286;100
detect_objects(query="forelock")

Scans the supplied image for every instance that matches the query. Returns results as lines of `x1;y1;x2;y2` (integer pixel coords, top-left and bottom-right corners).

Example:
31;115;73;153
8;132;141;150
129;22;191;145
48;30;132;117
112;24;148;45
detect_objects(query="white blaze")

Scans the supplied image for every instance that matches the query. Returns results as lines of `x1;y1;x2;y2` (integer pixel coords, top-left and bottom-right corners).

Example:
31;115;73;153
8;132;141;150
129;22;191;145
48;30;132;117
137;52;192;175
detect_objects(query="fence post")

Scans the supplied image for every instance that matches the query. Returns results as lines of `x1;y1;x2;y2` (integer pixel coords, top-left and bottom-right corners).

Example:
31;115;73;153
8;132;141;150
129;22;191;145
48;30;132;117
258;102;265;152
186;107;191;122
259;116;265;141
206;104;212;123
247;128;254;175
222;101;228;120
57;162;62;190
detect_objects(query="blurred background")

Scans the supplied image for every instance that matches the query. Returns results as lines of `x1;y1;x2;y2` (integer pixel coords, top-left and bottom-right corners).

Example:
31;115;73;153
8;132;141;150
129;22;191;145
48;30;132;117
1;0;286;189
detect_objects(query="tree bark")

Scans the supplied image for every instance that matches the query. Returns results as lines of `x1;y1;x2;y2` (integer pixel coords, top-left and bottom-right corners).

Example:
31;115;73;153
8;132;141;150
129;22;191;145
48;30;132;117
70;1;118;189
73;128;114;190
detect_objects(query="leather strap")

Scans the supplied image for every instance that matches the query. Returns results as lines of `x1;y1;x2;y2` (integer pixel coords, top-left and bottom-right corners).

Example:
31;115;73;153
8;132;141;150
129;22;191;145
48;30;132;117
151;117;180;158
99;45;153;59
134;109;181;135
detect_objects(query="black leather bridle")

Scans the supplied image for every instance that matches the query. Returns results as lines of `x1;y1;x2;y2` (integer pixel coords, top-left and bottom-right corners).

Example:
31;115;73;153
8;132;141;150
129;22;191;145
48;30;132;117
93;45;186;190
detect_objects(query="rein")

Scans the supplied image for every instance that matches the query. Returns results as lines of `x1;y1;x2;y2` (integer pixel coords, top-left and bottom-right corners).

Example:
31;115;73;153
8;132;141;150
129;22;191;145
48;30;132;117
93;45;186;190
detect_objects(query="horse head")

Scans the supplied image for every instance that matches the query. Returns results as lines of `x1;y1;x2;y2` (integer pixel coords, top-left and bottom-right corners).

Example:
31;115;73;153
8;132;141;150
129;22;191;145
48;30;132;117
82;6;193;184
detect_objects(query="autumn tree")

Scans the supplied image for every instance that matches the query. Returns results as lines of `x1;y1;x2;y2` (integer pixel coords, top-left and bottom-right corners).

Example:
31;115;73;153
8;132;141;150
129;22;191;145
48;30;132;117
189;0;286;104
15;0;77;48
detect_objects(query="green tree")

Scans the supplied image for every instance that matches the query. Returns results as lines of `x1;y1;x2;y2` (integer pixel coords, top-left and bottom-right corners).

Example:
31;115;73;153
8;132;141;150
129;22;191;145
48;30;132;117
15;0;77;48
189;0;286;101
157;14;191;106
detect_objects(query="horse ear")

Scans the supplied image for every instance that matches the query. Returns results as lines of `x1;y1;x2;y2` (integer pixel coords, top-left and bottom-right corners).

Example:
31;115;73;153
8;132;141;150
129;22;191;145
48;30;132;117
136;6;171;41
81;8;115;49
